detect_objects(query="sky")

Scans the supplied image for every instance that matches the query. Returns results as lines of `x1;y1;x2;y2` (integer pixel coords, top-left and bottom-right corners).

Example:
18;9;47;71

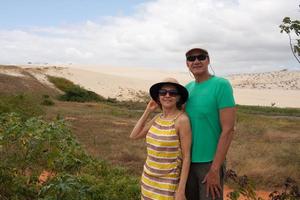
0;0;299;75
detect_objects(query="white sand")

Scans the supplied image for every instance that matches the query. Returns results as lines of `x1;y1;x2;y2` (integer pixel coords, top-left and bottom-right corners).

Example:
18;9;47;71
2;65;300;108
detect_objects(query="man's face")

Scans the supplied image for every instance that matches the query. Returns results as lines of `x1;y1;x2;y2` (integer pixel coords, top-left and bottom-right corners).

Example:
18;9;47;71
186;50;209;77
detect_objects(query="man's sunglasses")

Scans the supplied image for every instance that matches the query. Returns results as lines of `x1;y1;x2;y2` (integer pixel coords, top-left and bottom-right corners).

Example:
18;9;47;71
186;54;207;62
158;89;179;97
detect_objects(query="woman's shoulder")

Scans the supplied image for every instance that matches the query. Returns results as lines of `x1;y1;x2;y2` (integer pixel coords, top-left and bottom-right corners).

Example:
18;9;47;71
176;112;190;123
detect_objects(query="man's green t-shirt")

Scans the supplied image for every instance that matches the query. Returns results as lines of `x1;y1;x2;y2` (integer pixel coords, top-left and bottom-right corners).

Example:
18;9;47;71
185;76;235;162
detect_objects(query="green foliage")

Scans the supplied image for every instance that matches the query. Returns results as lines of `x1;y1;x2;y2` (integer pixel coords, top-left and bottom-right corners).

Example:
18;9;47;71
269;178;300;200
47;76;75;92
59;86;105;102
226;170;263;200
0;94;43;119
47;75;106;102
279;5;300;63
0;113;140;200
41;95;55;106
226;170;300;200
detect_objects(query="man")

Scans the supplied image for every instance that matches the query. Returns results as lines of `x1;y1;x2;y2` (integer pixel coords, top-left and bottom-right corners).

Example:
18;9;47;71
184;48;236;200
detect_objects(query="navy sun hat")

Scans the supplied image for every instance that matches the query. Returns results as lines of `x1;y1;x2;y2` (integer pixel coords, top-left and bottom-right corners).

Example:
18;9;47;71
149;78;188;104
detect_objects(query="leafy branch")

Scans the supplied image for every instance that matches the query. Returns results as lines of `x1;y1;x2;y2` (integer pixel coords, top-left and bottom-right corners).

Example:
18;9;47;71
279;5;300;64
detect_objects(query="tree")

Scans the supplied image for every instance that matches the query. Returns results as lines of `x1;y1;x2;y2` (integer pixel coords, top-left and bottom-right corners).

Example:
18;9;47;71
279;5;300;64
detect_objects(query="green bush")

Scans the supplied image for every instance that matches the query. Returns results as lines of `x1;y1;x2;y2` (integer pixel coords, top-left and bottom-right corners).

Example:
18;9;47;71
47;76;105;103
0;113;140;200
41;95;55;106
0;94;43;119
47;76;75;92
59;86;105;102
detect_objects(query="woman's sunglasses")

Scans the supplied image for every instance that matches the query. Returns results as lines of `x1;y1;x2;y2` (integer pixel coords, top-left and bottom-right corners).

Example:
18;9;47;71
158;89;179;97
186;54;207;62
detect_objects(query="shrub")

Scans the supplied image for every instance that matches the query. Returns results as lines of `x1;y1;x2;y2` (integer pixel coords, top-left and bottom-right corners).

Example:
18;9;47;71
47;76;75;92
41;95;55;106
0;94;43;119
59;86;105;102
0;113;140;200
47;76;106;103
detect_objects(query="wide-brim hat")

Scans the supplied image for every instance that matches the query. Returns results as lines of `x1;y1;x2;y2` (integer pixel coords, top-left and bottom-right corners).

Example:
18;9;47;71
149;78;188;104
185;47;209;57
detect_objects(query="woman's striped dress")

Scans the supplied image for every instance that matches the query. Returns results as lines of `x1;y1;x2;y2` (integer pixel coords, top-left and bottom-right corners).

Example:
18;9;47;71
141;113;182;200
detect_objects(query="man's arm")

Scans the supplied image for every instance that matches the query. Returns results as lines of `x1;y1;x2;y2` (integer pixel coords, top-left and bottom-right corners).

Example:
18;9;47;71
202;107;236;199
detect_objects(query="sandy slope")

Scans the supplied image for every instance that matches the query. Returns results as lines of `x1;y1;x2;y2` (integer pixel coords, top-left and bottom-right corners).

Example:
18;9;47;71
1;65;300;108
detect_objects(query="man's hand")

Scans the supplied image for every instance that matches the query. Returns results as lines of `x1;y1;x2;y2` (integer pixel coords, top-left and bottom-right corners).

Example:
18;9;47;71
202;169;222;200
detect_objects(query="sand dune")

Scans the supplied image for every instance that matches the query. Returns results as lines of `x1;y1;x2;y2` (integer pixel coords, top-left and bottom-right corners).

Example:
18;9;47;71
1;65;300;108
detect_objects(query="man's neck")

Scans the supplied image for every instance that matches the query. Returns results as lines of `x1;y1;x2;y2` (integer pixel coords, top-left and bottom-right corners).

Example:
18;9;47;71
194;73;211;83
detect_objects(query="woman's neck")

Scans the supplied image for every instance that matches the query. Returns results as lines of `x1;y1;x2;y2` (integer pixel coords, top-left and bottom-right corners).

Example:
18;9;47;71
162;107;180;119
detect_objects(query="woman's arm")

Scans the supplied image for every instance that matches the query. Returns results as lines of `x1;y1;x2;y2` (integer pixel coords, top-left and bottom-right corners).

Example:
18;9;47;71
175;114;192;200
129;100;158;140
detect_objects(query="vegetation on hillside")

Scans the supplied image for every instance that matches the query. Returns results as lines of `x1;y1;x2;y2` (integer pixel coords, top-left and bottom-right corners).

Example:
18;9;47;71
0;95;140;200
47;75;106;102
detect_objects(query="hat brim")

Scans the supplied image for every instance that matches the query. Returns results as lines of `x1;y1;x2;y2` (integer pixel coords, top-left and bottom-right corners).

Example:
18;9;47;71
186;48;208;57
149;82;188;104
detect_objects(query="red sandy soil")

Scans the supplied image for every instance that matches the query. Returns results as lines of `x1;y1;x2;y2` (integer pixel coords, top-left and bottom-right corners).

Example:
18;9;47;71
38;170;55;184
224;185;272;200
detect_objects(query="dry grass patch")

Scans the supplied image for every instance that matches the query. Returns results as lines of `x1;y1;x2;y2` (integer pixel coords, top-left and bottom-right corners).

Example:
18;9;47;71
227;113;300;188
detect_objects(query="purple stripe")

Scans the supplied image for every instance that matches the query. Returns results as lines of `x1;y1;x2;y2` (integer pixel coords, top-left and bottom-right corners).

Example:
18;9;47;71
143;172;179;184
141;194;152;200
148;155;178;163
141;182;175;196
153;121;176;129
147;143;179;152
147;132;178;141
145;163;177;174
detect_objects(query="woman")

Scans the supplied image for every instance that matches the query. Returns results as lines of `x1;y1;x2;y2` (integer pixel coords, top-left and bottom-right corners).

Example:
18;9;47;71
130;78;192;200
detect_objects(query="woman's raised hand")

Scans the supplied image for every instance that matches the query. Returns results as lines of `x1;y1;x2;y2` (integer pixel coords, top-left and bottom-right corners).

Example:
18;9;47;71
146;100;159;112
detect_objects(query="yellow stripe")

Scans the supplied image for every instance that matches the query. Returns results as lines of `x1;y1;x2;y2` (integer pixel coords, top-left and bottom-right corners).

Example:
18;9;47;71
147;149;179;158
142;174;177;191
144;168;179;178
149;126;177;135
142;188;174;200
156;118;174;126
146;159;178;170
147;137;179;147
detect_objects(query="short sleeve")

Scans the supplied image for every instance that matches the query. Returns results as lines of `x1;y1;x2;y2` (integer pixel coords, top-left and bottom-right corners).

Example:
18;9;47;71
216;79;235;109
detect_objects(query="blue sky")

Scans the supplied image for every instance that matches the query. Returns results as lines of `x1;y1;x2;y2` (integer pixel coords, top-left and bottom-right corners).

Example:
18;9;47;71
1;0;150;28
0;0;299;74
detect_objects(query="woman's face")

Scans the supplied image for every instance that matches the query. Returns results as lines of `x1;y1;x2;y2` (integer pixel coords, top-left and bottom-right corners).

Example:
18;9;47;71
158;84;180;109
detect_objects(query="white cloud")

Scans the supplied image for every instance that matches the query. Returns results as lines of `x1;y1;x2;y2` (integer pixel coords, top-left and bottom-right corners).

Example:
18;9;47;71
0;0;299;74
